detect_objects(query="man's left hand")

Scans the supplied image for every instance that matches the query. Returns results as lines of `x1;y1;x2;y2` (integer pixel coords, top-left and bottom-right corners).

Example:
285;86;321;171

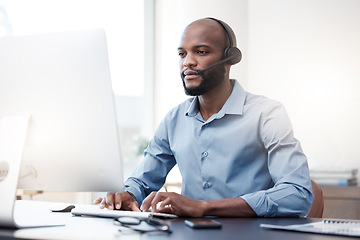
140;192;206;217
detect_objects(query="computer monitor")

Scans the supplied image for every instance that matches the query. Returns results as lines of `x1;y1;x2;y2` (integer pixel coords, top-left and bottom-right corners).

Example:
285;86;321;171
0;29;124;192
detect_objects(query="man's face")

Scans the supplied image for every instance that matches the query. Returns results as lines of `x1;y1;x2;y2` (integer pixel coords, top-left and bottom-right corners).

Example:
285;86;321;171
178;21;227;96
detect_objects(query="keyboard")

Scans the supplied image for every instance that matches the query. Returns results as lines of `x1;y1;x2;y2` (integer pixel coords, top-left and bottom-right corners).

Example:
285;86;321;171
71;204;178;219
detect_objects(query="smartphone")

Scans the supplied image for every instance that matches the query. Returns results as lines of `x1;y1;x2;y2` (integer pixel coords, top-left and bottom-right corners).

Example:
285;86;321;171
184;219;222;229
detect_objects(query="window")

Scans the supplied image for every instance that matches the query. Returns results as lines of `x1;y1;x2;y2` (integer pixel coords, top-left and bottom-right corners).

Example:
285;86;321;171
0;0;153;202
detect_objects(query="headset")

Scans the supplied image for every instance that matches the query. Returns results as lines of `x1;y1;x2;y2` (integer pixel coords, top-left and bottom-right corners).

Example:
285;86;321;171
208;17;242;65
196;18;242;75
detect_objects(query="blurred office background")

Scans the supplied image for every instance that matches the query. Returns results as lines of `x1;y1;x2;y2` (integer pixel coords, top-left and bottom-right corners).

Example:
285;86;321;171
1;0;359;202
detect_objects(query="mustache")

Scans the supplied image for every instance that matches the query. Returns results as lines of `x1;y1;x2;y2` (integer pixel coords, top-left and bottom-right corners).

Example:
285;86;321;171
180;67;200;79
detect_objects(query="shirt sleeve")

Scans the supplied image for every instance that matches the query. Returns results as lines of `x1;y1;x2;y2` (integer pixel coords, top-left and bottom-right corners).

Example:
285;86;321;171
124;118;176;205
241;103;313;217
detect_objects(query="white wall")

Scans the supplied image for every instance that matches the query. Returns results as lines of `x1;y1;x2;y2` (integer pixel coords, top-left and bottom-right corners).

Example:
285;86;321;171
246;0;360;170
154;0;360;176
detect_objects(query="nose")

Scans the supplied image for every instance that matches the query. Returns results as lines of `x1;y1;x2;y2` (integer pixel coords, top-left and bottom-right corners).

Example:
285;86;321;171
182;53;197;68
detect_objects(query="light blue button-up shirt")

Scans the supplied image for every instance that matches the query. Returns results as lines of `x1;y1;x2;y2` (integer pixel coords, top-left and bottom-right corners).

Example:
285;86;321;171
125;80;313;217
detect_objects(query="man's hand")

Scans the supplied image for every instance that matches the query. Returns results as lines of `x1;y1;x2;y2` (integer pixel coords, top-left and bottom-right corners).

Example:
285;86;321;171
140;192;206;217
93;191;141;211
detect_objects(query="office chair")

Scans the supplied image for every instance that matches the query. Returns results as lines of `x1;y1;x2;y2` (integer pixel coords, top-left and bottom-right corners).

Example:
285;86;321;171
307;179;324;218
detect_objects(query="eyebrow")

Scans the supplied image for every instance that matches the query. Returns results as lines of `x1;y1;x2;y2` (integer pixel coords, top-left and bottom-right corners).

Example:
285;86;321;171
177;45;211;50
194;45;210;48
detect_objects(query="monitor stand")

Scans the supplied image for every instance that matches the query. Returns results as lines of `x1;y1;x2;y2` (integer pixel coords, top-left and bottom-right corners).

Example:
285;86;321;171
0;116;65;228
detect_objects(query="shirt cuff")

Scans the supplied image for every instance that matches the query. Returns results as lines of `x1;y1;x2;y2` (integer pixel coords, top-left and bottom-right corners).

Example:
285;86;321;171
124;179;145;205
241;191;279;217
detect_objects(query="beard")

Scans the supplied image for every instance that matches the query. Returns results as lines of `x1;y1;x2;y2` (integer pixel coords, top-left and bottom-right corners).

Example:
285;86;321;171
181;64;226;96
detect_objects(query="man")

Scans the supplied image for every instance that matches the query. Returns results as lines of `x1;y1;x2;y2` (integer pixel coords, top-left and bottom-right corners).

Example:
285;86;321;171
94;18;313;217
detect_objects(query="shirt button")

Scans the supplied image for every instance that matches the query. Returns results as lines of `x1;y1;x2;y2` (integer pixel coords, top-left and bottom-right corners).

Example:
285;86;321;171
203;151;208;157
203;182;210;188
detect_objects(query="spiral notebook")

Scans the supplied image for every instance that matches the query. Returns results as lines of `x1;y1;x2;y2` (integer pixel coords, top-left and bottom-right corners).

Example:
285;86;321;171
261;219;360;237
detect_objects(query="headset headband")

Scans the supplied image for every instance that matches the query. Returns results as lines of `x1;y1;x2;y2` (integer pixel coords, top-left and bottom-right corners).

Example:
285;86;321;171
207;17;234;47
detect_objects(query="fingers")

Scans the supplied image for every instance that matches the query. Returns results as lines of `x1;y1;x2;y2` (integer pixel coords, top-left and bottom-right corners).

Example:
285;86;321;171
105;192;115;210
141;192;175;214
95;191;140;211
96;191;196;216
130;202;141;212
158;197;171;210
150;192;171;212
156;206;173;214
93;197;103;205
100;198;107;209
96;191;174;212
114;192;122;210
94;197;114;210
140;191;157;212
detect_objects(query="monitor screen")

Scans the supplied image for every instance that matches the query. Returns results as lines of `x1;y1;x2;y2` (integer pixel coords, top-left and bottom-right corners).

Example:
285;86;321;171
0;29;124;192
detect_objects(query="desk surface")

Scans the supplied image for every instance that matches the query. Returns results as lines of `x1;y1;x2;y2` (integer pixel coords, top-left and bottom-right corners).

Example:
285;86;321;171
2;217;359;240
1;201;359;240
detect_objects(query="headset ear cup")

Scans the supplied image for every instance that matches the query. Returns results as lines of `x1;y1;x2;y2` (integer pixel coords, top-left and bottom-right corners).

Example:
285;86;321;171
224;47;242;65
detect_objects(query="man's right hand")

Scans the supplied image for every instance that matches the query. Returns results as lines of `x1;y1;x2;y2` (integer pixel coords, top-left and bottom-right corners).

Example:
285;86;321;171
93;191;141;211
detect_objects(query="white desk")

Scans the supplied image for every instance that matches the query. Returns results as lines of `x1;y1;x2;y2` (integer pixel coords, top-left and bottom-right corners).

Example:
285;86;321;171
6;200;173;240
13;215;122;240
1;200;357;240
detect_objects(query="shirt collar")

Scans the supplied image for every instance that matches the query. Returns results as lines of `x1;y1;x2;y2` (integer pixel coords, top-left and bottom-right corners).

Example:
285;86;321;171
185;96;199;118
223;79;246;115
185;79;246;118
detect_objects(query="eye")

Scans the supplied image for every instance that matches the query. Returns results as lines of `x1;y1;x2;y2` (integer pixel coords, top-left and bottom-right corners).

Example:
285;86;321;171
178;51;186;58
197;50;209;55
